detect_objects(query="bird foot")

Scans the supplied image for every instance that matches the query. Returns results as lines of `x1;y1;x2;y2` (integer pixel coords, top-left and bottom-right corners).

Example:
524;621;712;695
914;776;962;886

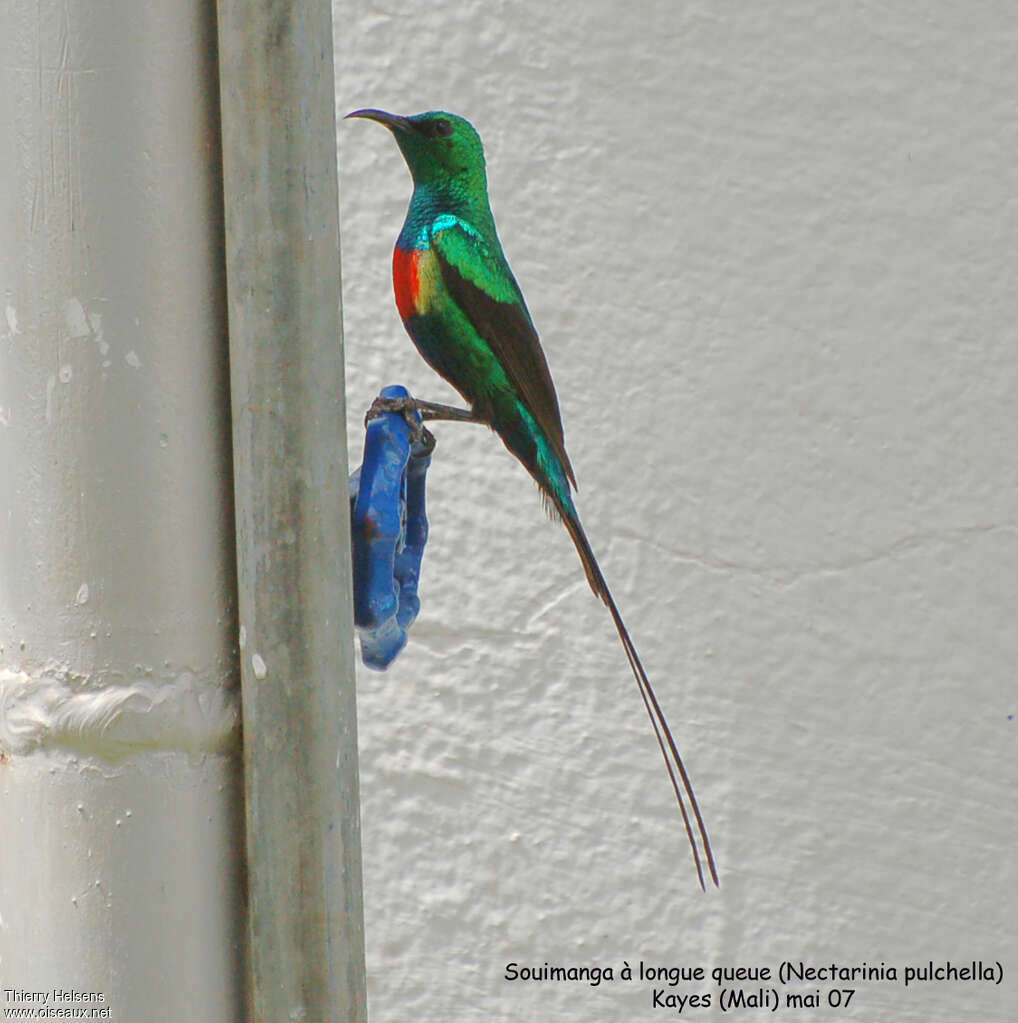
365;396;436;455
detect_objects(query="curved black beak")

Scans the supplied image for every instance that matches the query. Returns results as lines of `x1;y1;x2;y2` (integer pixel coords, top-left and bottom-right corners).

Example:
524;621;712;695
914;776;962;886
345;108;412;134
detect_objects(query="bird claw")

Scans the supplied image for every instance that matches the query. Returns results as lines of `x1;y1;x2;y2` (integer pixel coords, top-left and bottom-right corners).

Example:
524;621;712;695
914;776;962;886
414;424;436;457
364;395;435;455
365;394;416;428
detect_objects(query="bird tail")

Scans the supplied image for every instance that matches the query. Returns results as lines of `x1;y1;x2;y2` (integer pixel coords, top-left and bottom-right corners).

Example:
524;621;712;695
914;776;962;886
560;505;719;889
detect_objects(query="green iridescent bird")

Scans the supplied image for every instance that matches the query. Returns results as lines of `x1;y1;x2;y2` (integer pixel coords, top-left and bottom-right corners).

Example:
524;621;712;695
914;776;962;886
347;108;717;888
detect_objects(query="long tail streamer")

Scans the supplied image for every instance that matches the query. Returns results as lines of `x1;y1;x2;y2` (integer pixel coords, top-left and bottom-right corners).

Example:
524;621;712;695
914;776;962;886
562;510;719;889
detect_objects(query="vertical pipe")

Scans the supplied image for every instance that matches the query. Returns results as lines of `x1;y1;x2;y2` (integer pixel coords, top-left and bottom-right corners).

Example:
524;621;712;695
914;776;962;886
215;2;366;1021
0;2;244;1021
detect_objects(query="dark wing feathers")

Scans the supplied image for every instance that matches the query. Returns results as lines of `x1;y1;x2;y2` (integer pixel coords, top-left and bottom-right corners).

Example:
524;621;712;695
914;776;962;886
431;226;577;490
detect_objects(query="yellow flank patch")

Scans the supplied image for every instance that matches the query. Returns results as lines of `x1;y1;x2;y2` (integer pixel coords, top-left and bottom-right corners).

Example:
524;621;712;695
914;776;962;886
413;247;443;315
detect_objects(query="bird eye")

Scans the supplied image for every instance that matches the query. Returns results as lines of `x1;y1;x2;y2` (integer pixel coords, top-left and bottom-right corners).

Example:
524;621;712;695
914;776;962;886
433;118;453;137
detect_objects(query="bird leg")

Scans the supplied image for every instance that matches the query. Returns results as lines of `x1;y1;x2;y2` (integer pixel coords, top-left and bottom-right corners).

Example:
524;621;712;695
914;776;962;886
366;395;487;433
414;399;485;425
365;394;488;458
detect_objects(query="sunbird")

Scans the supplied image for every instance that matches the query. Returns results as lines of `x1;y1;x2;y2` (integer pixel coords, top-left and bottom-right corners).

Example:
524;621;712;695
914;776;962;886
347;109;718;888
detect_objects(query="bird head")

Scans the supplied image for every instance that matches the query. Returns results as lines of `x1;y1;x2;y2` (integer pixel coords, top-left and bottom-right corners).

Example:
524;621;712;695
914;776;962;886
346;109;487;193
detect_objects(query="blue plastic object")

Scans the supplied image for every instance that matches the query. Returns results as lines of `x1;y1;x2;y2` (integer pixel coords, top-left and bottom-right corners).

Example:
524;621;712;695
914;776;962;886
349;385;432;669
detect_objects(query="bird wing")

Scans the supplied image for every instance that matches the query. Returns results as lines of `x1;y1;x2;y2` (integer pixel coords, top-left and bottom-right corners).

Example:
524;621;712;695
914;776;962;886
430;217;577;489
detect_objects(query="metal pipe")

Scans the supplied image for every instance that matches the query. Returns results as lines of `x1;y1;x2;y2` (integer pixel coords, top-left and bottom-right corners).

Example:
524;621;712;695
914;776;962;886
215;1;366;1019
0;1;244;1019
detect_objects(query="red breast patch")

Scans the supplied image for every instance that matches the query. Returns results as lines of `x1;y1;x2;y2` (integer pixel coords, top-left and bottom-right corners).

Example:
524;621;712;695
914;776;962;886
392;247;419;321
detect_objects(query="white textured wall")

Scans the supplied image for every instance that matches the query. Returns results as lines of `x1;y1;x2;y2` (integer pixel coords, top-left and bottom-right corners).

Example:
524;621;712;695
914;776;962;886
335;3;1016;1020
